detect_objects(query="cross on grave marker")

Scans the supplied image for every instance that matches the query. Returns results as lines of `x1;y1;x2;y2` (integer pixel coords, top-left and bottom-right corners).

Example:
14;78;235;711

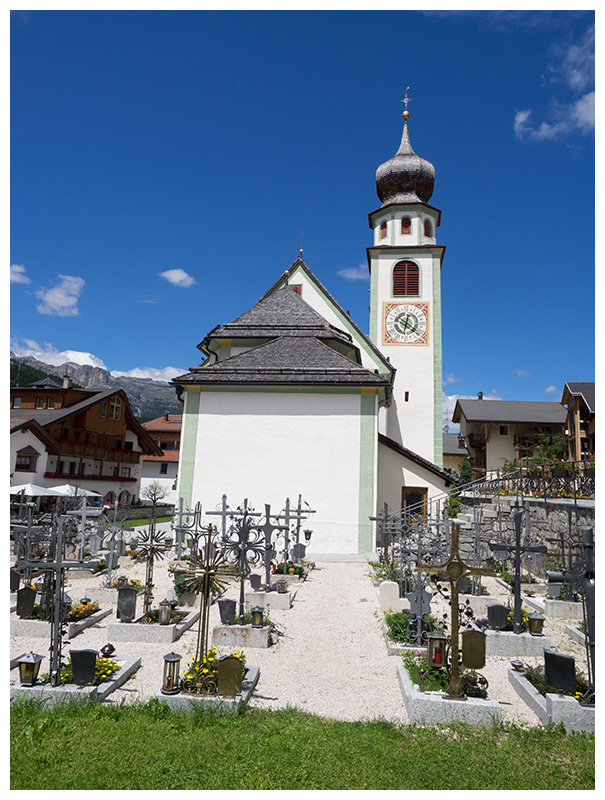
206;494;232;547
291;494;316;546
174;525;237;695
64;496;104;555
103;503;134;588
370;503;396;562
171;499;204;559
133;525;169;615
416;520;496;699
547;528;595;702
170;497;194;559
17;516;100;686
253;504;288;589
489;510;548;633
222;505;265;623
272;497;314;571
546;508;582;600
11;504;47;585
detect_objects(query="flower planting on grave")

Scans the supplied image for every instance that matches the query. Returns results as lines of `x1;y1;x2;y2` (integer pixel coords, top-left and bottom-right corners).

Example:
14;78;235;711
67;599;101;622
384;610;439;644
48;657;121;686
110;577;142;590
142;608;188;624
181;647;246;695
402;650;488;699
474;607;531;634
522;663;589;701
273;562;304;576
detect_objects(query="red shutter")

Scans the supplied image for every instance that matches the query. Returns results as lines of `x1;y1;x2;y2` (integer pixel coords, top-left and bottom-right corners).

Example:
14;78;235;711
401;217;411;234
380;222;387;239
393;261;419;296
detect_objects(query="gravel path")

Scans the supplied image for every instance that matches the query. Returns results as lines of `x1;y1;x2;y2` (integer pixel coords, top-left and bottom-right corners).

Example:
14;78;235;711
10;535;589;726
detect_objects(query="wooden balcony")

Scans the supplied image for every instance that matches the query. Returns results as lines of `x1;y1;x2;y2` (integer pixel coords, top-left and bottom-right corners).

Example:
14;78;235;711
57;440;143;464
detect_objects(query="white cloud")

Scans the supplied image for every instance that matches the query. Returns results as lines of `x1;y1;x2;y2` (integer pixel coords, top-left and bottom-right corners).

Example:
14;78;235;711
443;372;459;385
337;264;369;282
10;264;31;284
514;24;594;143
11;338;107;369
111;366;185;382
545;385;559;394
137;295;159;304
159;268;196;288
36;275;84;316
513;369;532;377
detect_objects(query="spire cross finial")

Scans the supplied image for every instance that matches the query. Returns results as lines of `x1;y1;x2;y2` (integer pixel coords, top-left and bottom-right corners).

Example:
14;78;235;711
299;230;304;255
401;86;412;120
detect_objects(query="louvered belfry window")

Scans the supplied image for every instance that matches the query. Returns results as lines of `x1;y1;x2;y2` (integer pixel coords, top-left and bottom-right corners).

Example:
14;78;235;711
393;261;420;296
401;217;411;234
380;221;387;239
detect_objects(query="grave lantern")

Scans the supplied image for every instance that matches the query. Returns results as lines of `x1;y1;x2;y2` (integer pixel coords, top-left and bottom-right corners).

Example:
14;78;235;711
304;529;312;544
546;571;564;599
70;649;98;685
116;575;128;589
17;652;44;686
527;612;545;637
250;606;264;628
511;659;524;672
161;652;182;695
159;599;172;625
427;630;447;667
276;578;288;594
80;597;91;606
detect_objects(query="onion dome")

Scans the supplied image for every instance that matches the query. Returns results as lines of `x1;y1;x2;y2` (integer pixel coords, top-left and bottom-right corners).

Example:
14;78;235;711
375;114;435;206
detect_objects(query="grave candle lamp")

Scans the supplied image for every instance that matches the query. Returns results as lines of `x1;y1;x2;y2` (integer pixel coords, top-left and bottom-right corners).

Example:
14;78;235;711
304;529;312;544
17;652;44;686
276;578;288;594
251;606;264;628
427;631;447;668
527;612;545;637
158;599;172;625
161;652;182;695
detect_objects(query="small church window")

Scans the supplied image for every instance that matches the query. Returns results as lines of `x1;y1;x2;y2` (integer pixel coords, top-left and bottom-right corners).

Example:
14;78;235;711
401;217;411;234
424;219;432;237
393;261;420;296
404;391;409;402
380;221;387;239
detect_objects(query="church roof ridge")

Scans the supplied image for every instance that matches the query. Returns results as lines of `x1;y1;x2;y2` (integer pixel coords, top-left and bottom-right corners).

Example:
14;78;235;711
173;335;390;387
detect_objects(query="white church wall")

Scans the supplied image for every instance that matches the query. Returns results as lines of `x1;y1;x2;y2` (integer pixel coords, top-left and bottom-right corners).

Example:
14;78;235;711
377;441;449;514
183;389;368;554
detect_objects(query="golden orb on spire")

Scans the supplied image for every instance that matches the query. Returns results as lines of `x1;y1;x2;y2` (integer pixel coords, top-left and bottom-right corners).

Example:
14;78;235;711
401;86;411;120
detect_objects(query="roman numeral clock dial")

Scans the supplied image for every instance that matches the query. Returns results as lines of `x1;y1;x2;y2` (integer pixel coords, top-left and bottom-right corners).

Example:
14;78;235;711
383;302;430;345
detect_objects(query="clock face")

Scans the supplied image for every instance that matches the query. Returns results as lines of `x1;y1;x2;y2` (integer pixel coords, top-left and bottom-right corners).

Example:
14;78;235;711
383;302;429;345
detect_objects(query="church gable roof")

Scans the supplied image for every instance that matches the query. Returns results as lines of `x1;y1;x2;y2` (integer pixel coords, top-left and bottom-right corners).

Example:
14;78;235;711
199;286;355;351
260;257;393;376
174;335;390;387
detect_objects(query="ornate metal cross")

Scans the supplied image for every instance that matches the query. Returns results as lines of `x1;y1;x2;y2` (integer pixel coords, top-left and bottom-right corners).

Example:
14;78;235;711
489;510;548;633
416;520;496;699
254;504;288;589
401;86;412;110
222;503;265;623
174;525;237;694
17;515;99;686
133;526;169;615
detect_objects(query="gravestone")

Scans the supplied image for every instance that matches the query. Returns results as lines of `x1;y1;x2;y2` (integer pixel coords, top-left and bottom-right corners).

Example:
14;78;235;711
217;655;244;697
218;598;236;625
544;649;576;695
291;542;306;564
379;581;405;613
249;574;262;591
10;569;20;592
16;586;36;619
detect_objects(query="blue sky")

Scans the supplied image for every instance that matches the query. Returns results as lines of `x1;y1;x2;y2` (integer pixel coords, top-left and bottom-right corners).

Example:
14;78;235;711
10;9;595;429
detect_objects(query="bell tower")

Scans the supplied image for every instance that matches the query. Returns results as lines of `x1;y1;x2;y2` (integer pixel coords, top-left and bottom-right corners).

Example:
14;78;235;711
367;91;445;466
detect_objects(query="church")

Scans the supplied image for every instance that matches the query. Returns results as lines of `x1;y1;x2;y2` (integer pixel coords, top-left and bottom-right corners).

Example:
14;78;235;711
172;103;454;555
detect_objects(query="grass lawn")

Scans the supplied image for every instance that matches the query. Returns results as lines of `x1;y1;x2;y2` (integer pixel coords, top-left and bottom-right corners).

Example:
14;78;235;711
10;699;594;790
111;516;172;528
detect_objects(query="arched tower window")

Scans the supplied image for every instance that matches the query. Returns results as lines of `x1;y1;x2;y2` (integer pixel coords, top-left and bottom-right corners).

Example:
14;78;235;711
379;221;388;240
401;217;411;234
424;219;432;237
393;261;420;296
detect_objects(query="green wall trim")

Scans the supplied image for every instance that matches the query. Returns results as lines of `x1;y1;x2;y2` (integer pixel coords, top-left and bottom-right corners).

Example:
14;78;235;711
358;392;376;553
178;390;201;510
432;252;443;467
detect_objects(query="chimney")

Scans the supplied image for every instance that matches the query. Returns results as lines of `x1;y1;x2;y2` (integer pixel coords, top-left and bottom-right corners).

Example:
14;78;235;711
164;411;169;421
477;391;484;400
63;374;72;389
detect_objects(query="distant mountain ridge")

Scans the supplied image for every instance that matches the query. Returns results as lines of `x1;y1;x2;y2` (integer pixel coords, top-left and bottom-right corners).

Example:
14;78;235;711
10;352;181;422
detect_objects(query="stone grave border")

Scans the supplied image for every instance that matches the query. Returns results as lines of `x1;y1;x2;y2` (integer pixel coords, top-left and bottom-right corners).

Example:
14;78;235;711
107;609;199;642
494;577;547;596
10;656;141;706
155;665;260;716
244;589;296;611
212;624;271;648
508;667;594;734
523;596;583;620
381;619;427;656
485;629;551;657
10;607;113;639
564;624;586;647
396;662;502;727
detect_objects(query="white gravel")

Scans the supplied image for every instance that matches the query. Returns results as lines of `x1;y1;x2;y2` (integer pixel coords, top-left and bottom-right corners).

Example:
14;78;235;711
10;533;589;726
